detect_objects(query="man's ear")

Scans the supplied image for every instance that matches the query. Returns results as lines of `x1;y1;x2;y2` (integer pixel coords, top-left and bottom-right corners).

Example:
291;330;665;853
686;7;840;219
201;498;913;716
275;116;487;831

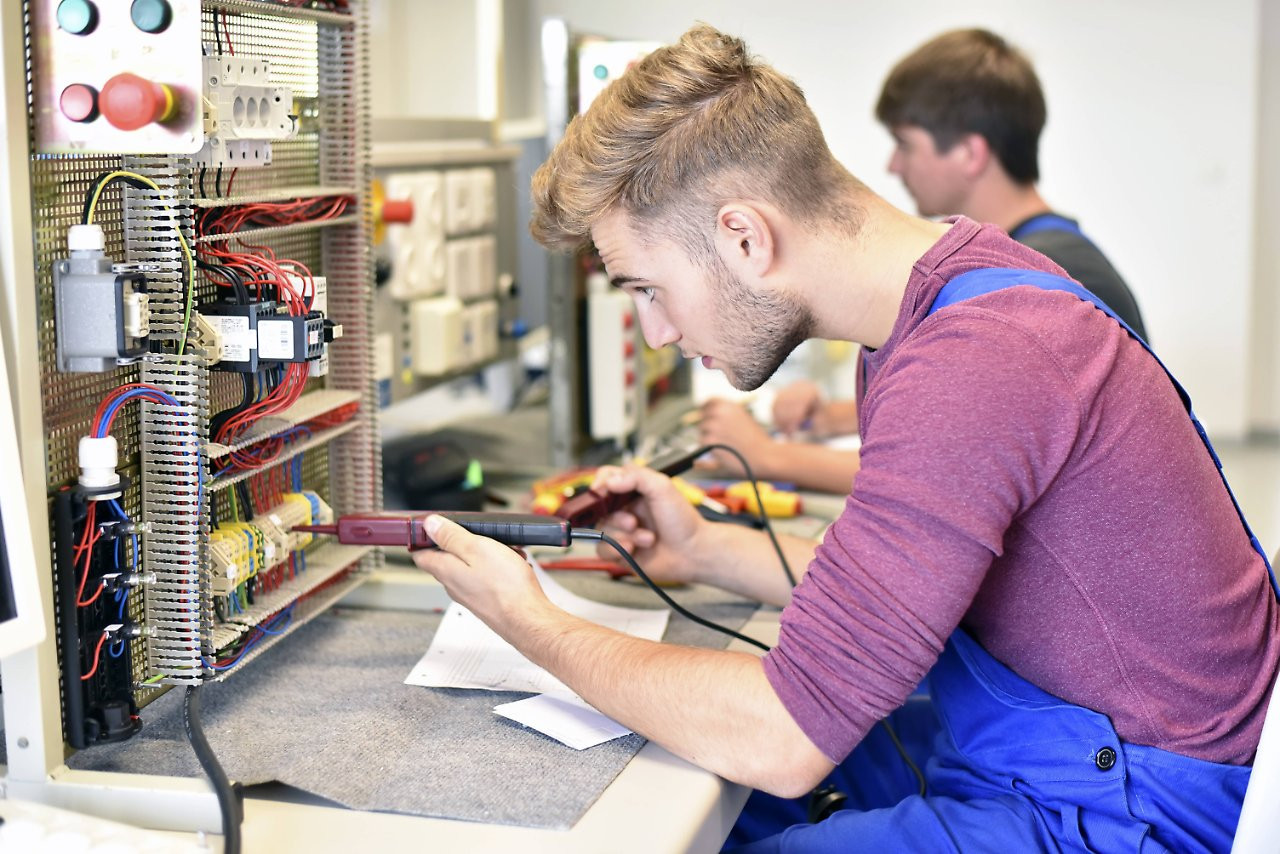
954;133;993;179
714;202;776;278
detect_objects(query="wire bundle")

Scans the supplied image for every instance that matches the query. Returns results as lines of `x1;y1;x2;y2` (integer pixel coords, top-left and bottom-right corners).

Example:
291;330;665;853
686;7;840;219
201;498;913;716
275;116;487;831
92;383;182;437
212;400;359;476
78;384;188;682
197;196;352;237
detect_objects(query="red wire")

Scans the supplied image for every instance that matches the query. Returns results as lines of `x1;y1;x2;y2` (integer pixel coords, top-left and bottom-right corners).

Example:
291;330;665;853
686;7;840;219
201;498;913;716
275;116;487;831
75;502;106;607
222;11;234;55
80;632;109;681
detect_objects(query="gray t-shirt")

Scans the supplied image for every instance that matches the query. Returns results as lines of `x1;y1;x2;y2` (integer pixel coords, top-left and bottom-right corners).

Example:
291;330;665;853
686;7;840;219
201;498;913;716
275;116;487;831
1012;213;1148;342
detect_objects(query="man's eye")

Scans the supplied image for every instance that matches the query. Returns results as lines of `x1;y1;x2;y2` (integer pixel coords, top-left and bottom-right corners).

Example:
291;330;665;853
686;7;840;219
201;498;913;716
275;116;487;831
640;286;656;302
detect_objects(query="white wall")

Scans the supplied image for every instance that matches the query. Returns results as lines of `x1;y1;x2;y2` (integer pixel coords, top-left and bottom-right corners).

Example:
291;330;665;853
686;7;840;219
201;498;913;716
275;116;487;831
530;0;1264;439
1252;0;1280;433
370;0;500;119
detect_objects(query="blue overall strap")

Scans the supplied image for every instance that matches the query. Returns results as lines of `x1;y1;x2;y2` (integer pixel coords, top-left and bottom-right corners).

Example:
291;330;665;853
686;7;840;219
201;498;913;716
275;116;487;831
928;267;1278;595
1008;212;1089;243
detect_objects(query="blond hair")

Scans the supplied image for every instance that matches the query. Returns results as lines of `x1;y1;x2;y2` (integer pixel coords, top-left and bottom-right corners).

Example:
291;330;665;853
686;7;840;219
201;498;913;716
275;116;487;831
530;24;863;256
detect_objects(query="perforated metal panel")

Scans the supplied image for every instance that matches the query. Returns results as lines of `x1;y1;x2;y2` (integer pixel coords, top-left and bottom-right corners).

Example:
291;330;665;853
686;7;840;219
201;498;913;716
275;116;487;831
21;0;379;727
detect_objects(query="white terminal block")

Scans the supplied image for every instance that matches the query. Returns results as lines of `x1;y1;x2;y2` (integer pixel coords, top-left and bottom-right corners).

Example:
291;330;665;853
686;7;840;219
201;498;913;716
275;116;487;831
445;238;475;302
195;54;296;168
444;169;476;236
444;167;496;235
474;234;497;299
445;236;498;301
587;286;641;441
461;299;500;365
288;273;327;314
409;296;464;376
78;435;122;498
384;171;446;300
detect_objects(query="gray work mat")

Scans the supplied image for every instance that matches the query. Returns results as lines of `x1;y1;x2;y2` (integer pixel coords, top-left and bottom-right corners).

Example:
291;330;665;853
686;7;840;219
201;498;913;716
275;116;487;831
64;574;761;830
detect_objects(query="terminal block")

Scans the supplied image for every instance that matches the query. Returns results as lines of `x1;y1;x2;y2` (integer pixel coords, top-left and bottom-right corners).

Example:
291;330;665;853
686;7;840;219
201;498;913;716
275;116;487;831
54;225;150;372
210;491;332;595
195;54;296;168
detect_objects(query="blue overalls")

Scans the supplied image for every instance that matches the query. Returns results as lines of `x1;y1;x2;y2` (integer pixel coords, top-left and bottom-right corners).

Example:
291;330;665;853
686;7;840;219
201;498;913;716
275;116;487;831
1009;212;1090;243
727;269;1277;853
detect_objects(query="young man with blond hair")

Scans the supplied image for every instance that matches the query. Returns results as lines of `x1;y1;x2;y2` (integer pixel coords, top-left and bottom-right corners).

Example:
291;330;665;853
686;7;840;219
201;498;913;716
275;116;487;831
413;24;1277;852
700;28;1149;495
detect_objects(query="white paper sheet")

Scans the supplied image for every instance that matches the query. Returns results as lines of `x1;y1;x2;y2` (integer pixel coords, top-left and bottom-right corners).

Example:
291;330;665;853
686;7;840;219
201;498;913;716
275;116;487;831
405;562;669;746
493;694;634;750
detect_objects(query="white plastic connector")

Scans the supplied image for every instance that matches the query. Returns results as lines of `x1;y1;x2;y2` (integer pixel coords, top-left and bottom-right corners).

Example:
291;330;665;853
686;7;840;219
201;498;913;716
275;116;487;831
123;291;150;338
78;435;122;497
67;224;105;253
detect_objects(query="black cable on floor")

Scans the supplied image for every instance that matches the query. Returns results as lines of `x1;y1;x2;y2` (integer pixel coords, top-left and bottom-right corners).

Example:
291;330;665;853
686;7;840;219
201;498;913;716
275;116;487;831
183;685;241;854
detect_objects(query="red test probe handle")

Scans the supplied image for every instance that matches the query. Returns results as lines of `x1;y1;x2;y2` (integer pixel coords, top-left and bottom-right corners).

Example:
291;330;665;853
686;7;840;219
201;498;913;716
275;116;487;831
553;445;705;528
294;512;572;549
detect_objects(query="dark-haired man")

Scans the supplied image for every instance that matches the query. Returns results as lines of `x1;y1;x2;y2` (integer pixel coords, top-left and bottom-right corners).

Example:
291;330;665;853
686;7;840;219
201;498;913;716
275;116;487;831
701;28;1149;494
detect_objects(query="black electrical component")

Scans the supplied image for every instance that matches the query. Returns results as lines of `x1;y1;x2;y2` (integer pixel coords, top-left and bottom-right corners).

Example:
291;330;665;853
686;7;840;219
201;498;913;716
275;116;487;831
203;301;277;373
54;490;143;749
258;311;326;363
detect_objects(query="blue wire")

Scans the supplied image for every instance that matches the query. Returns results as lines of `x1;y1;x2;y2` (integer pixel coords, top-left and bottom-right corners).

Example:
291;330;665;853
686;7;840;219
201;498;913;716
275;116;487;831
96;389;180;437
105;498;136;658
201;605;295;671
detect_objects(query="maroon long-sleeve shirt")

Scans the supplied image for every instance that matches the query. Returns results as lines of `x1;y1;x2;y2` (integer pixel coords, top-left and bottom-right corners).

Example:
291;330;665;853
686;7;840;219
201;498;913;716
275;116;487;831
763;217;1280;766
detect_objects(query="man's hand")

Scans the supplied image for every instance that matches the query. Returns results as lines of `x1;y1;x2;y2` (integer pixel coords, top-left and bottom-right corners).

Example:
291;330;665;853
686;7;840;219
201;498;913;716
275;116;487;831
697;398;780;478
773;381;860;438
590;464;709;584
772;380;824;435
412;515;556;633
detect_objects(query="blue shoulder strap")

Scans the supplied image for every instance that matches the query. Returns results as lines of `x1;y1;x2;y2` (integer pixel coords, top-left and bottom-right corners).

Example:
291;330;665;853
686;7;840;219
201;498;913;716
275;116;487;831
928;267;1277;593
1008;212;1087;242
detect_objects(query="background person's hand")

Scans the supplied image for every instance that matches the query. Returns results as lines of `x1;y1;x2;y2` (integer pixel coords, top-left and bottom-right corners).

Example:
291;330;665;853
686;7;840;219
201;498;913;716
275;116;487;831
771;380;824;435
697;398;780;479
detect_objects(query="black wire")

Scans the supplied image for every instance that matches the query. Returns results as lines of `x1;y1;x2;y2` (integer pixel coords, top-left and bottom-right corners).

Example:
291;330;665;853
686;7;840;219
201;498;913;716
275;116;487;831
183;686;241;854
212;10;222;55
695;442;797;587
215;166;224;198
210;373;254;440
576;530;771;653
199;166;207;199
878;718;927;797
237;481;255;519
197;259;249;304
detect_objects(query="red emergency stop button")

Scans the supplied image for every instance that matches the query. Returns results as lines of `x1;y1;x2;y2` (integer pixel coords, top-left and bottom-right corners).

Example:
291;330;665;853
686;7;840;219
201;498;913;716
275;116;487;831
59;83;99;123
99;72;176;131
381;199;415;224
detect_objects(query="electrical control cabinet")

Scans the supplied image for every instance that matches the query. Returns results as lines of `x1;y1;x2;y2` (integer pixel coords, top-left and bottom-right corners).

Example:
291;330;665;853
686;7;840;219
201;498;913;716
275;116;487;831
373;147;519;400
1;0;380;834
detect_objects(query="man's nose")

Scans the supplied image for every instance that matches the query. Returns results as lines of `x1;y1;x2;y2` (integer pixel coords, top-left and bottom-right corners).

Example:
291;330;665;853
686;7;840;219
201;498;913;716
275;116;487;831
638;304;680;350
887;148;904;175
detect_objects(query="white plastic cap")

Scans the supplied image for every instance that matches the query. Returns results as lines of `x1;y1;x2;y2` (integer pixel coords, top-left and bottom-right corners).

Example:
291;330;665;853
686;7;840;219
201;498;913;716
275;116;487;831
67;223;105;253
78;435;121;496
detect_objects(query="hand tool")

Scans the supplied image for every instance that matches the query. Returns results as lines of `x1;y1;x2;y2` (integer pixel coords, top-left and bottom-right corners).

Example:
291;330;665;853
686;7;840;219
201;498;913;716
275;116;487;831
293;511;572;550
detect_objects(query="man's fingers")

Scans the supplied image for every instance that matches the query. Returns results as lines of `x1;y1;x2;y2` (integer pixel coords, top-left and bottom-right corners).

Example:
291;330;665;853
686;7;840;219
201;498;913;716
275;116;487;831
425;513;476;559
